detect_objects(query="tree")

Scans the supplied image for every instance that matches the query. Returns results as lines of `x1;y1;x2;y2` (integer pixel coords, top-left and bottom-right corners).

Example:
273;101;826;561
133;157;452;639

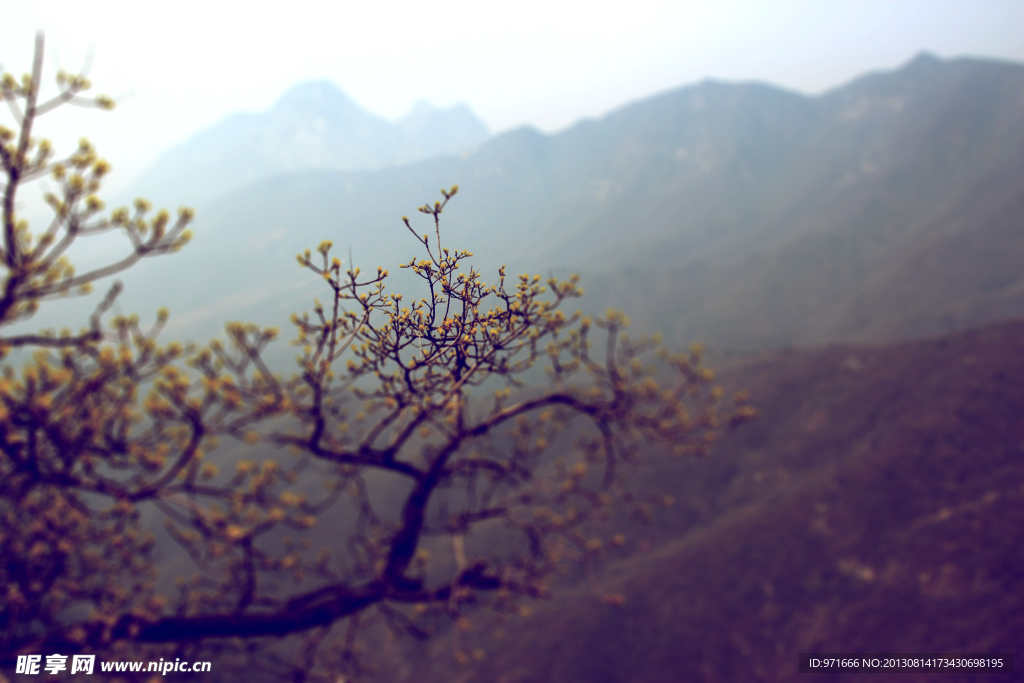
0;33;755;682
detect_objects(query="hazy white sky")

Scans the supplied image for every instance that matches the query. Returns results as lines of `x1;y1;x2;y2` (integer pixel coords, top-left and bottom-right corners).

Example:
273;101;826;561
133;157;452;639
2;0;1022;197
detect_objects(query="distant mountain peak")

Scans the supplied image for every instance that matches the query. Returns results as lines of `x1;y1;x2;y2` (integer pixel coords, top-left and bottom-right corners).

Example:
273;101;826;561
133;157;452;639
120;78;491;211
394;100;490;147
399;100;484;125
906;51;941;68
404;100;438;118
273;79;359;112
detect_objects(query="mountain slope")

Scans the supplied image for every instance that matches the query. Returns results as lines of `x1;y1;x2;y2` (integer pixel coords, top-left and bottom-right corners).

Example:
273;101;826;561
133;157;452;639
367;316;1024;682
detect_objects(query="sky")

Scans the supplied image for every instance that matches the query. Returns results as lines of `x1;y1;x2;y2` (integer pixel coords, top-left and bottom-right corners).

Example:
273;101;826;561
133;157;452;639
1;0;1022;202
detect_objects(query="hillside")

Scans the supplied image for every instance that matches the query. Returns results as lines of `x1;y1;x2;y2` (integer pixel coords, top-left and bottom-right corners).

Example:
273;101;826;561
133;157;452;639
364;317;1024;683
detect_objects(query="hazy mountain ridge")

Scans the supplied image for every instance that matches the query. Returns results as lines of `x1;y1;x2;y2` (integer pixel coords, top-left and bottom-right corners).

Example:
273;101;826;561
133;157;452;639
557;52;1024;353
69;52;1024;366
113;80;490;211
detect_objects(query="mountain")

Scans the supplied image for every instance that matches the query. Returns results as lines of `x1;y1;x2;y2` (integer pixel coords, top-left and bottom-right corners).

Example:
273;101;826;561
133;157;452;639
396;100;492;163
113;80;490;211
61;52;1024;367
365;316;1024;682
